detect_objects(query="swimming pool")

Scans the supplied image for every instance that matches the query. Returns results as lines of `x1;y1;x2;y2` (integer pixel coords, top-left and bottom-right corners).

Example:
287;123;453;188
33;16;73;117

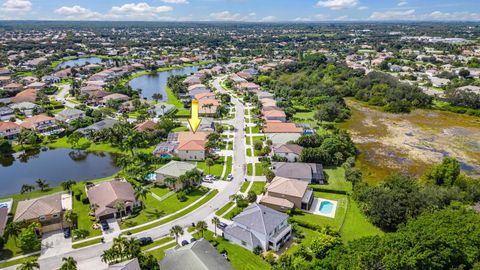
319;201;334;215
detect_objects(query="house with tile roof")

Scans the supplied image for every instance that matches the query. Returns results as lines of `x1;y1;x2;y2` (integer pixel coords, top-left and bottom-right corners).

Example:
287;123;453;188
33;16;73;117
223;203;292;252
21;114;61;135
271;143;303;162
86;180;139;220
11;88;37;103
177;131;209;161
260;176;314;212
154;161;202;190
0;121;21;140
271;162;325;184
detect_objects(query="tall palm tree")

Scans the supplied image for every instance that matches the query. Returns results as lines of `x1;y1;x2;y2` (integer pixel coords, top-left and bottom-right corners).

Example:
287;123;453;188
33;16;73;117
20;184;35;194
16;258;39;270
196;221;208;238
35;179;49;192
134;186;150;208
59;257;77;270
89;203;99;216
211;217;220;236
125;237;141;259
164;177;178;190
63;210;77;229
205;158;215;175
5;221;22;246
169;225;184;245
114;201;126;218
60;180;76;192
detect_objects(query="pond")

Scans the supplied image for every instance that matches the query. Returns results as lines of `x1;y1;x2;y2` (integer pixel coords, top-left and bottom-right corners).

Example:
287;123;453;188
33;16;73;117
0;148;121;196
128;65;201;100
57;57;103;69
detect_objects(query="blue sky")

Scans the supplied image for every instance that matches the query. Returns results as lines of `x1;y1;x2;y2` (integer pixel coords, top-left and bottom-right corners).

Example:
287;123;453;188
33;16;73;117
1;0;480;21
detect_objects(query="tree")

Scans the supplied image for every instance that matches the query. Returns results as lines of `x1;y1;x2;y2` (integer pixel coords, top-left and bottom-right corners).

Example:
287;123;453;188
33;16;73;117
5;221;22;246
16;258;39;270
19;223;41;251
247;190;257;203
63;210;77;229
196;221;208;238
134;186;150;208
89;203;99;216
0;138;12;155
310;234;341;259
114;201;126;218
20;184;35;194
164;177;178;190
59;257;77;270
35;179;49;192
424;157;460;186
205;158;215;175
211;217;220;236
170;225;184;245
60;180;76;192
67;132;83;149
152;93;163;102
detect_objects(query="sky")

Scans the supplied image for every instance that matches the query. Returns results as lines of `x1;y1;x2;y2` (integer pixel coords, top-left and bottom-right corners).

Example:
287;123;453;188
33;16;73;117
1;0;480;22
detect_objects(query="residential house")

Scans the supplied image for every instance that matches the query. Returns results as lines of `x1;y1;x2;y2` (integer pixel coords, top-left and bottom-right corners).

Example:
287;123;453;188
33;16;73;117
9;102;40;117
134;120;156;132
11;89;37;103
0;76;11;87
271;143;303;162
271;162;325;184
263;122;303;134
3;82;23;92
160;239;234;270
237;82;260;93
21;114;61;134
194;92;216;101
0;121;21;140
187;84;209;97
223;203;292;252
198;99;220;116
430;76;450;87
13;193;72;233
177;131;209;160
27;82;46;90
154;161;202;190
106;259;141;270
77;118;119;135
260;176;314;212
0;106;15;121
199;117;215;132
457;85;480;94
42;76;61;84
86;180;139;220
101;93;130;105
55;108;86;123
262;108;286;122
183;76;202;86
0;67;11;76
150;103;175;118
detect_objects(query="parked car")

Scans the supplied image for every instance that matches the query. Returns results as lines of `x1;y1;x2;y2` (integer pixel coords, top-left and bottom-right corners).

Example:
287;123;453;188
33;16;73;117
63;228;71;238
217;222;227;230
181;240;189;246
190;237;197;243
139;237;153;246
100;220;109;231
227;174;234;181
203;177;213;183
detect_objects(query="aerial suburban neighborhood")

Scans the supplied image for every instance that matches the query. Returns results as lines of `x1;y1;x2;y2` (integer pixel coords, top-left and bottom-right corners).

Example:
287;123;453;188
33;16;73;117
0;1;480;270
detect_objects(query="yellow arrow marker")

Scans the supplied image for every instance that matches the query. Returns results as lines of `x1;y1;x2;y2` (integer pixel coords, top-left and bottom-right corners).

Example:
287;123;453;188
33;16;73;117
188;99;202;133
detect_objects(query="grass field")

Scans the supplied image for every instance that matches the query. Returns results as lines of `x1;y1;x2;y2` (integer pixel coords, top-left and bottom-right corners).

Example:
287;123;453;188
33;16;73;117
72;238;103;249
240;182;249;193
145;242;177;260
250;182;266;195
0;255;40;269
165;86;190;117
197;159;224;178
340;197;383;242
223;157;233;180
215;201;235;216
309;167;352;193
141;236;174;251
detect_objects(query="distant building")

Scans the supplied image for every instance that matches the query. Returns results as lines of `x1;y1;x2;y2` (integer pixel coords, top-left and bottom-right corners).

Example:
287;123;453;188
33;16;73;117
55;108;86;123
0;121;21;140
271;143;303;162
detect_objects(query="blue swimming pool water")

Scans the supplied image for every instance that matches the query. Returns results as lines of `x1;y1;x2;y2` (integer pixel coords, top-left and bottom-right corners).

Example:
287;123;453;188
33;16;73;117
319;201;334;214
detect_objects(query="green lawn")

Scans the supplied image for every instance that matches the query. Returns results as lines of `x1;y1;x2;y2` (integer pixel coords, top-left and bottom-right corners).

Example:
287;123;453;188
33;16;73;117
72;185;102;241
46;137;124;154
240;182;250;193
197;160;224;178
340;197;383;242
250;125;261;134
250;182;266;195
215;201;235;216
165;86;189;117
247;163;253;176
224;206;244;220
247;163;264;176
309;167;352;193
141;236;174;251
149;186;171;198
124;189;218;234
246;148;252;157
0;255;40;269
223;157;233;180
121;188;209;229
171;126;189;132
193;230;270;270
145;242;177;260
251;136;265;145
72;238;103;249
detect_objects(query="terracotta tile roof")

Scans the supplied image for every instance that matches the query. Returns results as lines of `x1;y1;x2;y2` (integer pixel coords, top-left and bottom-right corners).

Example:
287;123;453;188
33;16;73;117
178;140;205;151
15;88;37;98
14;193;64;222
135;120;156;132
87;180;136;217
263;122;303;133
176;131;209;151
266;176;308;198
0;121;20;131
272;143;303;155
260;195;294;209
263;109;286;118
21;114;55;129
194;92;216;100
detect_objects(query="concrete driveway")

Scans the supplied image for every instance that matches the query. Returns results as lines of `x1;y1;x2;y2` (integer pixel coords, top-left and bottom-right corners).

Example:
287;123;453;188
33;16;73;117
102;218;121;241
41;230;72;258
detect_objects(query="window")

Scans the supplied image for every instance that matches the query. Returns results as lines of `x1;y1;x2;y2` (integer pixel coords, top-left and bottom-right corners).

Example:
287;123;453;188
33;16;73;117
52;213;60;218
241;241;246;246
39;216;46;221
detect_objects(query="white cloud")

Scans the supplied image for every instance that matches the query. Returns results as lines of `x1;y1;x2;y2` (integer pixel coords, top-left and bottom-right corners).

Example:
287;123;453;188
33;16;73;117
398;0;408;6
55;5;101;19
2;0;32;12
369;9;416;20
161;0;189;4
110;3;172;15
422;11;480;21
316;0;358;10
335;15;349;20
358;6;368;10
208;11;241;21
260;15;276;22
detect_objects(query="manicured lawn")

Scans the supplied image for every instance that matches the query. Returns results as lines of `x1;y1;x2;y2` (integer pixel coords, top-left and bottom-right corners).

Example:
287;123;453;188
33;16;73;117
215;201;235;216
124;189;218;234
165;86;189;117
289;192;347;232
47;137;123;154
251;136;265;145
247;163;264;176
224;206;244;220
149;186;171;198
250;182;266;195
141;236;174;251
247;163;253;176
0;236;27;260
194;231;270;270
197;160;224;178
72;238;103;249
145;242;177;260
0;255;40;269
223;157;233;180
340;197;383;242
309;167;352;193
246;148;252;157
293;110;316;127
240;182;250;193
121;188;209;229
250;125;261;133
72;185;102;241
171;126;189;132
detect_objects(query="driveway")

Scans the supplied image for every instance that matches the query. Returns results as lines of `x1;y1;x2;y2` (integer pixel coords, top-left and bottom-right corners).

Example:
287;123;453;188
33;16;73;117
102;218;121;241
41;230;72;258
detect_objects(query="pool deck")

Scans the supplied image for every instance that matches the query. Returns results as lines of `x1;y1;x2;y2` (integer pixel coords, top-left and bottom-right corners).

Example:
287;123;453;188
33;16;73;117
306;198;338;218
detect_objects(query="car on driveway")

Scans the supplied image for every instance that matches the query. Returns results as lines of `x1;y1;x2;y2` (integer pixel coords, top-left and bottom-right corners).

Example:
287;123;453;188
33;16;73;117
139;237;153;246
226;174;234;181
100;220;110;231
181;240;189;246
63;228;71;238
190;237;197;243
217;222;228;230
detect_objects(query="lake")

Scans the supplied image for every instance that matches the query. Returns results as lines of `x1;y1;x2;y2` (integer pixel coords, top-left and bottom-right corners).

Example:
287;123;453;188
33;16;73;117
128;66;200;100
57;57;103;69
0;148;121;196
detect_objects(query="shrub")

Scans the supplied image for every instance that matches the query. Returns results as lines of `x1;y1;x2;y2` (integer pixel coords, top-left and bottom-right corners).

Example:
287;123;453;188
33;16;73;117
177;191;187;202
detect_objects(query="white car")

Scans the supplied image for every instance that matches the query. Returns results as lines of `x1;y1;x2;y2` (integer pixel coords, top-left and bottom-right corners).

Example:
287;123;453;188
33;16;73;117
226;174;234;181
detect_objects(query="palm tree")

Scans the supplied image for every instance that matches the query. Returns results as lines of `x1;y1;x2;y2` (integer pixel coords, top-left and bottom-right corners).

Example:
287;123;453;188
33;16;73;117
60;180;76;192
114;201;126;218
196;221;208;238
16;258;39;270
211;217;220;236
205;158;215;175
67;132;83;149
20;184;35;194
63;210;77;229
164;177;178;190
59;257;77;270
89;203;99;216
5;221;22;246
35;179;49;192
134;186;149;208
169;225;184;246
160;104;166;116
125;237;141;259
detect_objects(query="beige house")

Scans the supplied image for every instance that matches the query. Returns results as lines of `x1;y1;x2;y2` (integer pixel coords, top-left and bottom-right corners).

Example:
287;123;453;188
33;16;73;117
0;121;21;140
260;177;314;212
177;132;209;161
14;193;72;234
86;180;139;220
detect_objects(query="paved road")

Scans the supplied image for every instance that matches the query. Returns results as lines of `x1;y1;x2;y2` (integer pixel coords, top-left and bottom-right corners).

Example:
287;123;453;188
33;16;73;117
4;77;246;270
53;83;77;108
